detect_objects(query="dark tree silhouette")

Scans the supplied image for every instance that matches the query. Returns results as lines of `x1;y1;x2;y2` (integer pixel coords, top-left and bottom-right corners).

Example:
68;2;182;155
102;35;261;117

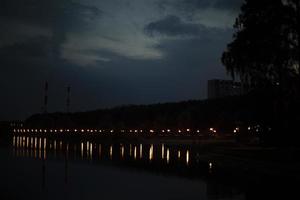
222;0;300;145
222;0;299;89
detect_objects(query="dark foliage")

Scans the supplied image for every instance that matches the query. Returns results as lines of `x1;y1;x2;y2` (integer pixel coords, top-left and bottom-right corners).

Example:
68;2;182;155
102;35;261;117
222;0;299;88
26;93;273;133
222;0;300;145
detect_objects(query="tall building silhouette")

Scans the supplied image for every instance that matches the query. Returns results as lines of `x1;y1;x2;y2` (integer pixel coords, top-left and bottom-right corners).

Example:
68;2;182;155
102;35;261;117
207;79;243;99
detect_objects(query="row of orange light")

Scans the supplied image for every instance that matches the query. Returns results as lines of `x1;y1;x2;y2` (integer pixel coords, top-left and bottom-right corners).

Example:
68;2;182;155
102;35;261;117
233;126;262;133
13;128;204;134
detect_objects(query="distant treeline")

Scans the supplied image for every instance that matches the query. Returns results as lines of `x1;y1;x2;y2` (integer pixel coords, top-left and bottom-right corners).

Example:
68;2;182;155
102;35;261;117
25;91;278;133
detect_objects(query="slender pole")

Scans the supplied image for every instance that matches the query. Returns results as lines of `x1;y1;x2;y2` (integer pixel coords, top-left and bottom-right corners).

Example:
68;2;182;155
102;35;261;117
44;81;48;114
66;86;71;113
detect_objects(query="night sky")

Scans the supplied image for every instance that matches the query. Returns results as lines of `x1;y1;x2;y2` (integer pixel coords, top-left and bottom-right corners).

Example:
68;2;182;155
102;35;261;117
0;0;243;120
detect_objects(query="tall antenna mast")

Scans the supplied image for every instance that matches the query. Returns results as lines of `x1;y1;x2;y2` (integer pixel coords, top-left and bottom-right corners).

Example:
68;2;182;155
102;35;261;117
44;81;48;113
66;85;71;113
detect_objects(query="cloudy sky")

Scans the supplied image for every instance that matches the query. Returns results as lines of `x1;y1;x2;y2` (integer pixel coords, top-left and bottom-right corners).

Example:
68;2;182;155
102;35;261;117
0;0;243;120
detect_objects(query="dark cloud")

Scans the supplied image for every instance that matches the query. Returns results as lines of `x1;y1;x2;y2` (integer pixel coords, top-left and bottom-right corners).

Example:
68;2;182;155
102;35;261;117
0;0;101;27
144;15;229;38
0;36;52;58
144;15;202;37
0;0;102;57
213;0;244;10
183;0;243;10
159;0;243;12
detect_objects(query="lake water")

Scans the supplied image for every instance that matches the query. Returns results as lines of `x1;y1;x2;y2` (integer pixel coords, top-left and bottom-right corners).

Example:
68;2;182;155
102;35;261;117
0;134;298;200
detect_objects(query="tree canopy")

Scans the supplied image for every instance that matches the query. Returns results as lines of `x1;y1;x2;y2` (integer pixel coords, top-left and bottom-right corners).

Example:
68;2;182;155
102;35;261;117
222;0;299;89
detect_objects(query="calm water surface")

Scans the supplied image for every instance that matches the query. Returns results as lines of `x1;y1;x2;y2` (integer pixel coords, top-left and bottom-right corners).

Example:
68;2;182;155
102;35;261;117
0;135;297;200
